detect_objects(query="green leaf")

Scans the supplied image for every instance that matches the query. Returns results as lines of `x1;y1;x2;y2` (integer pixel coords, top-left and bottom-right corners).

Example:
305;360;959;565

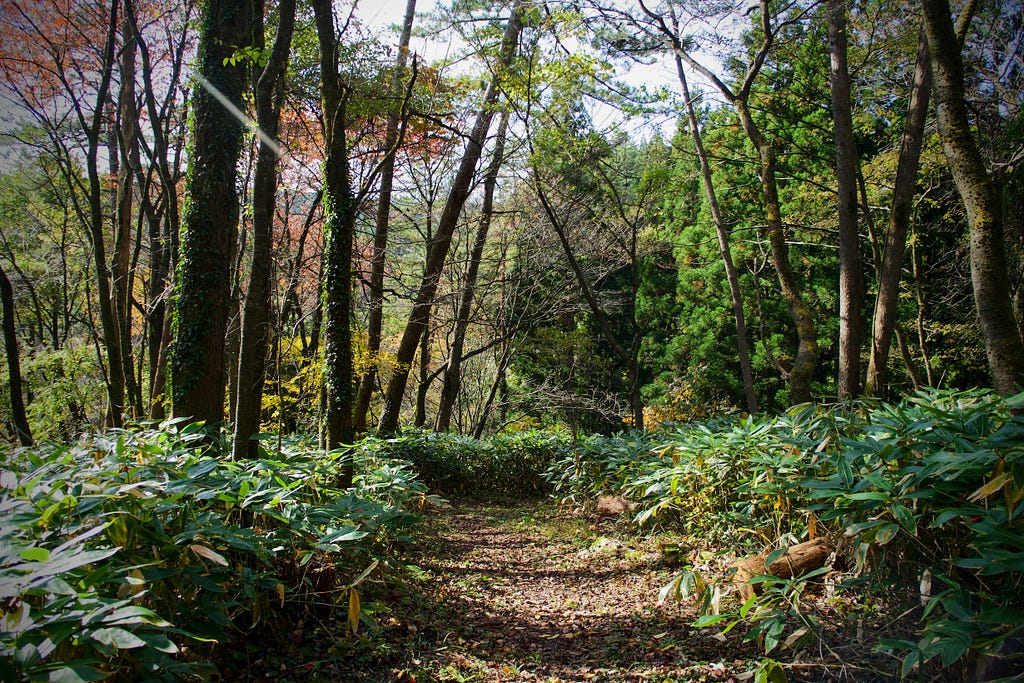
874;522;900;545
692;614;728;628
891;503;917;535
21;547;50;562
41;663;113;682
90;627;147;649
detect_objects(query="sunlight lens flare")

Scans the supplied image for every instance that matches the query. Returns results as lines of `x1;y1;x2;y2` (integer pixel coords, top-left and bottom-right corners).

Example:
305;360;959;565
197;75;284;158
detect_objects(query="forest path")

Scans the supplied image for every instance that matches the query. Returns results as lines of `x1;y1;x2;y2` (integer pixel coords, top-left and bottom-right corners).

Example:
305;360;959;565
365;500;767;683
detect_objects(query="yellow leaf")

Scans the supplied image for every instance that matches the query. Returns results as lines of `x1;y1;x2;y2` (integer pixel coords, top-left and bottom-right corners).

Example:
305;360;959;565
968;472;1012;503
276;582;285;609
808;513;818;541
190;544;229;567
348;588;361;634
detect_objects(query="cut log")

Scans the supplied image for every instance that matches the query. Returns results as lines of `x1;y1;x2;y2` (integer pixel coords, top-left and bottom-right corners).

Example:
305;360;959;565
731;539;832;599
595;495;636;517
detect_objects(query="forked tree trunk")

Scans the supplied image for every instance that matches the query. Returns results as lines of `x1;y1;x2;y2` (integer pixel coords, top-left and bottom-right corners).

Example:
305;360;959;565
232;0;295;460
865;26;931;396
436;112;510;431
667;0;819;405
377;1;523;434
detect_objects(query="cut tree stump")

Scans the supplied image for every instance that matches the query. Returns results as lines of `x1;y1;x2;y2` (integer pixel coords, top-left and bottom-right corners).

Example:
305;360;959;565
731;539;833;599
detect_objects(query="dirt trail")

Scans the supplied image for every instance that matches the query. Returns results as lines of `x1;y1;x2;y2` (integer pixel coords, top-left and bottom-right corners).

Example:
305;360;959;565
367;501;769;683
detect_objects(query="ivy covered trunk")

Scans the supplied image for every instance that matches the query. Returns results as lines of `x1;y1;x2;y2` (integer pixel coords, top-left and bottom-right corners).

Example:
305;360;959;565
171;0;252;427
313;0;355;486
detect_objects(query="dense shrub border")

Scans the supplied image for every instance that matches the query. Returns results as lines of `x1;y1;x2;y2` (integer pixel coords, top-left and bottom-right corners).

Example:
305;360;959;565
545;389;1024;678
0;422;427;681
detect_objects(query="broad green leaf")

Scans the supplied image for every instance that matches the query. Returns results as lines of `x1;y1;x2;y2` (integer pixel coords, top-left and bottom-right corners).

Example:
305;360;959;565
90;627;147;649
20;547;50;562
874;522;899;545
691;614;728;628
43;666;112;683
890;503;917;535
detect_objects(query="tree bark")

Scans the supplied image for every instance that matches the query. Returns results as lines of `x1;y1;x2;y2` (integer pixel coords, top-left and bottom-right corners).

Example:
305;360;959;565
232;0;295;461
313;0;356;483
377;1;523;434
129;2;189;417
0;263;32;446
114;0;144;419
171;0;253;427
354;0;418;433
667;0;819;405
923;0;1024;395
828;0;864;399
671;44;757;414
865;26;931;396
437;111;510;431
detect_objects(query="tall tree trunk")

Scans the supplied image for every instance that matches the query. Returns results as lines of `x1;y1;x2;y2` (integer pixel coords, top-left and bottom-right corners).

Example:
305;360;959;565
0;263;32;446
232;0;295;461
828;0;863;399
437;111;510;431
84;0;127;427
667;0;818;405
354;0;418;433
171;0;253;427
414;322;431;427
313;0;357;485
130;2;189;417
377;1;523;434
865;26;931;396
736;101;819;405
672;48;757;413
115;0;143;419
923;0;1024;394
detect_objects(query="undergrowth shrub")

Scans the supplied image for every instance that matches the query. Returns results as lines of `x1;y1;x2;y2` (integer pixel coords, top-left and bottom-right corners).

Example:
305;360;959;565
546;388;1024;678
0;421;426;681
362;429;568;498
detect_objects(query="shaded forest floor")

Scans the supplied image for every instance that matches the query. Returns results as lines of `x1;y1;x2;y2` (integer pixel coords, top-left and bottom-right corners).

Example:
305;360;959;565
226;500;907;682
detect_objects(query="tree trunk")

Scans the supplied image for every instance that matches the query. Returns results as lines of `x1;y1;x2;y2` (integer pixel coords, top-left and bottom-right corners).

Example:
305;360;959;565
377;1;523;434
313;0;357;484
171;0;253;427
923;0;1024;395
83;0;127;427
414;321;431;428
672;50;757;414
828;0;864;399
736;101;819;405
129;2;188;417
232;0;295;461
354;0;417;433
865;26;931;396
0;263;32;446
437;111;510;431
668;0;818;405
